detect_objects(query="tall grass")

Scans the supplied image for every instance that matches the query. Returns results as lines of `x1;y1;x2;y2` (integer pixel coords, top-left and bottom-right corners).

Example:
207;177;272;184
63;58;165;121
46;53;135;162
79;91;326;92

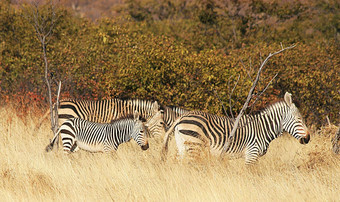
0;105;339;201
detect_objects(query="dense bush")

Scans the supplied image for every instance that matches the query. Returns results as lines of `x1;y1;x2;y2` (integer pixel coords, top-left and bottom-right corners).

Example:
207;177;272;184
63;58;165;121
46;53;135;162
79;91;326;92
0;0;339;126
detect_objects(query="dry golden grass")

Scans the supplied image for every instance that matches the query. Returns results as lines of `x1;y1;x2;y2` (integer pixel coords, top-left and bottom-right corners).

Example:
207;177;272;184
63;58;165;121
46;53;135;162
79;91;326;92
0;105;339;201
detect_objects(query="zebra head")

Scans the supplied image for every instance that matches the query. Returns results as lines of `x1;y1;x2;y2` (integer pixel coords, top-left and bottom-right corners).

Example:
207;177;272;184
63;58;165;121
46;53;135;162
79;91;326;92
144;109;165;137
131;111;149;150
282;92;310;144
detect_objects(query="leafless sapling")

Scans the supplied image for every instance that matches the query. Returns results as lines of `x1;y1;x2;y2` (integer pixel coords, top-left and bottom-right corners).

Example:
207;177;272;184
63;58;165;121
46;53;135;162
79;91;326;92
22;0;61;145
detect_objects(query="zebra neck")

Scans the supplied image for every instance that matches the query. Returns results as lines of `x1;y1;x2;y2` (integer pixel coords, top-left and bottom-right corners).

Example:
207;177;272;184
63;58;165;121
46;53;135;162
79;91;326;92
109;121;133;148
256;102;287;141
234;102;287;142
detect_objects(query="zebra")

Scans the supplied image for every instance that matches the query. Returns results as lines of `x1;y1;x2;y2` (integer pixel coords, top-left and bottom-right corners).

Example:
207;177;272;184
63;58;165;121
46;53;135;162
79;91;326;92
36;98;165;146
160;106;188;154
332;126;340;154
45;111;149;153
112;108;165;139
162;106;189;131
162;92;310;164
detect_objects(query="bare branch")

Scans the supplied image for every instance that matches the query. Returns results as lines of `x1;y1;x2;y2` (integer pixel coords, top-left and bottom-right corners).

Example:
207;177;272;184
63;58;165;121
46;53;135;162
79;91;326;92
45;0;58;40
222;44;296;154
214;90;228;117
226;75;233;117
249;72;278;112
229;74;240;119
52;81;61;147
240;59;253;83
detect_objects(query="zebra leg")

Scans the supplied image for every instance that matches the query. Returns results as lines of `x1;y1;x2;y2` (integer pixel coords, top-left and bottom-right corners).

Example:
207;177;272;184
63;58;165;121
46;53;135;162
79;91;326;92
175;128;206;160
175;128;186;159
161;116;182;160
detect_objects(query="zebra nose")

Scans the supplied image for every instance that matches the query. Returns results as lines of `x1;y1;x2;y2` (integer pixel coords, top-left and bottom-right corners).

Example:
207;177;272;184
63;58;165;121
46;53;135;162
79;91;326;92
299;132;310;144
141;143;149;150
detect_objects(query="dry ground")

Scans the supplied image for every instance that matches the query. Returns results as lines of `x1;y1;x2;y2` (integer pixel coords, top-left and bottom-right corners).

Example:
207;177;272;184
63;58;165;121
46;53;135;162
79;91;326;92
0;105;339;201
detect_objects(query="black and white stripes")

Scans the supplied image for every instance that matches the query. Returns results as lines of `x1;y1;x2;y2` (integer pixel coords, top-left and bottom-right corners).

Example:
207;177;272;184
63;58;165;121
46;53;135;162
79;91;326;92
46;112;149;153
163;92;310;164
162;106;188;131
46;98;164;147
58;98;160;124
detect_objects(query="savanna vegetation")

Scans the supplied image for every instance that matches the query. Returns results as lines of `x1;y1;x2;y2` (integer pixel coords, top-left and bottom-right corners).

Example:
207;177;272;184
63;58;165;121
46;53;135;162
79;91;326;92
0;106;339;201
0;0;339;125
0;0;339;200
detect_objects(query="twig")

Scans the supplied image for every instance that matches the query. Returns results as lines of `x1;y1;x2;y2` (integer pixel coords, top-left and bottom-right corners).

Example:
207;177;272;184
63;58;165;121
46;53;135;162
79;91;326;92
229;75;240;119
240;59;253;83
214;90;228;118
249;72;279;111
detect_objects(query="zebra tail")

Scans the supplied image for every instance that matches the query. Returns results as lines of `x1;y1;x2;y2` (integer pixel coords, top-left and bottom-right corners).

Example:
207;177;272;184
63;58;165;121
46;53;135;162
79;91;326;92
45;127;61;152
161;116;182;160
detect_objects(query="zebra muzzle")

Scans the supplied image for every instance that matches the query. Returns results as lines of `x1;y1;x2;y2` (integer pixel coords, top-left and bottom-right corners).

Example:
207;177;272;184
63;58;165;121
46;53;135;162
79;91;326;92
299;133;310;144
141;143;149;150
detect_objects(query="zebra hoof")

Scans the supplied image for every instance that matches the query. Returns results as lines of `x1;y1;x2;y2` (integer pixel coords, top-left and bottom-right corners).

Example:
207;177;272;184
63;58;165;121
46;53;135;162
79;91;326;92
299;133;310;144
141;143;149;150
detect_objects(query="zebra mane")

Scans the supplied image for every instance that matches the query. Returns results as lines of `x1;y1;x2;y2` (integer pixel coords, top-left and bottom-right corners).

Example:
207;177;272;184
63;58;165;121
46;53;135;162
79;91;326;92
164;105;189;114
237;100;288;127
250;99;287;116
109;114;147;123
110;114;134;122
113;115;145;123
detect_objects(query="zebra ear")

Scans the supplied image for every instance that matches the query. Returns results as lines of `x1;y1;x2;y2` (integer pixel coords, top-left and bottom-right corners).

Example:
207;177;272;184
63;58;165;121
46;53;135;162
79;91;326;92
153;101;159;112
160;103;166;111
284;92;293;106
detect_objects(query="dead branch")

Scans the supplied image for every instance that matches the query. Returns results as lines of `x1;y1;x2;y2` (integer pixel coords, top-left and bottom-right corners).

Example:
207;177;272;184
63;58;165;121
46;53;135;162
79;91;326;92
229;74;240;119
222;44;296;154
214;89;228;117
240;59;253;83
249;72;279;112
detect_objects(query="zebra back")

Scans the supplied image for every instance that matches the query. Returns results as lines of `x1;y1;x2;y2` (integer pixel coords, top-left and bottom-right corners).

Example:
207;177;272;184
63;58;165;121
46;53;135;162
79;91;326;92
58;98;159;123
163;106;189;131
56;98;162;137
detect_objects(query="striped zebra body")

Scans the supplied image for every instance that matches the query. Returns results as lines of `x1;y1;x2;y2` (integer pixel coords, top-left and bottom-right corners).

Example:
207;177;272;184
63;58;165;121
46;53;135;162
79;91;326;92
46;113;149;153
58;98;159;124
41;98;164;148
163;106;189;131
161;106;189;155
163;92;310;164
